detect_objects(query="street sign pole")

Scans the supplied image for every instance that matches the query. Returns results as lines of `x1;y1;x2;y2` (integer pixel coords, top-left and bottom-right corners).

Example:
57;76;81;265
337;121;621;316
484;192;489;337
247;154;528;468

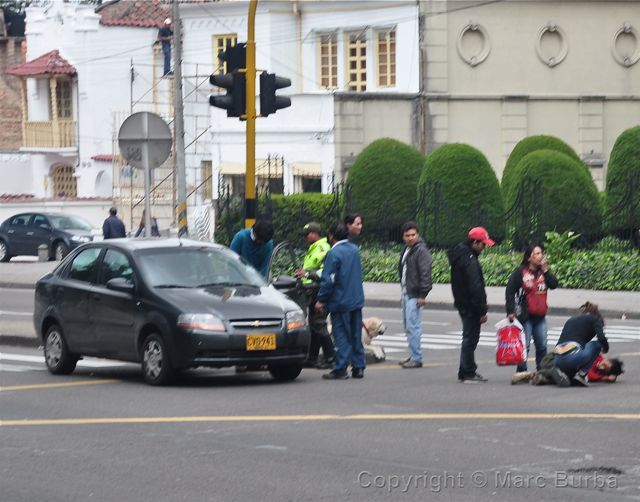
245;0;257;229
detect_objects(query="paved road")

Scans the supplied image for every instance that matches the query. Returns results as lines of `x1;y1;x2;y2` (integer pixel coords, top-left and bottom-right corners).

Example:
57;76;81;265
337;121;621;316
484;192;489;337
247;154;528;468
2;306;640;501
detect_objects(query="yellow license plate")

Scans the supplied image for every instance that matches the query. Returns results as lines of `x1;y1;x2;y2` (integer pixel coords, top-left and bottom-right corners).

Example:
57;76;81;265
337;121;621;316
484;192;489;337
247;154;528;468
246;334;276;351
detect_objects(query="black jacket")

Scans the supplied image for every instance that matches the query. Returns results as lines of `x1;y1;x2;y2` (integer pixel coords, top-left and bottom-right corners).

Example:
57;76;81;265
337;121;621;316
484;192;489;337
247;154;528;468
557;313;609;353
448;241;488;318
102;215;126;239
398;238;433;299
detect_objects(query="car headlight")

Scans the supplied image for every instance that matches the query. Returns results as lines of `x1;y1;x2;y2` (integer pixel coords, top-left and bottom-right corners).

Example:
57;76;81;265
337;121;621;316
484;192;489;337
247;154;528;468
71;235;91;243
285;310;306;331
177;313;226;333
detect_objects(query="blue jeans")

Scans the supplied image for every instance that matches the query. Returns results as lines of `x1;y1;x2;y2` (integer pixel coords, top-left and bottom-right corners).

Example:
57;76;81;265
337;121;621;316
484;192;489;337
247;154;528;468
330;310;365;373
555;341;602;378
402;294;423;362
458;315;481;379
517;316;548;372
162;43;171;75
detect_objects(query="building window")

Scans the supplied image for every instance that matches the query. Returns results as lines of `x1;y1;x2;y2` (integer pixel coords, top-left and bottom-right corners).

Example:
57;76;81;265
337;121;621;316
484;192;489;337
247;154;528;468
346;31;367;91
213;34;238;74
377;29;396;87
201;161;213;200
52;164;77;198
318;33;338;89
55;79;73;119
301;177;321;193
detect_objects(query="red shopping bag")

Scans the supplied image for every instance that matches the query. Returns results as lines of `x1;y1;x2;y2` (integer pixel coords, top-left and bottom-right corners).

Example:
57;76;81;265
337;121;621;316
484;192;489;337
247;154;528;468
495;318;526;366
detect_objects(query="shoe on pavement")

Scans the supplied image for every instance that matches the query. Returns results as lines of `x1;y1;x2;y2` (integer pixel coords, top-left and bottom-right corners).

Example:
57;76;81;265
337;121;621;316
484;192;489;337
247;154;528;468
398;358;411;366
549;367;571;388
351;368;365;379
511;371;534;385
531;373;550;386
572;372;590;387
322;371;349;380
459;373;488;383
401;360;423;369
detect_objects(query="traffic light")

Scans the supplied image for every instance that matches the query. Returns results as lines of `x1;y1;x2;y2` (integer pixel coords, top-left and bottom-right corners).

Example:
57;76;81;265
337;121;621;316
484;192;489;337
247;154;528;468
210;43;247;118
259;72;291;116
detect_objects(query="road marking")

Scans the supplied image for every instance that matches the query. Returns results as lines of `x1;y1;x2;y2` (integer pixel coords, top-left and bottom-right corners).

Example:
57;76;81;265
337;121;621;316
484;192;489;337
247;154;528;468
2;413;640;427
0;310;32;316
0;379;120;393
0;352;128;368
0;363;44;372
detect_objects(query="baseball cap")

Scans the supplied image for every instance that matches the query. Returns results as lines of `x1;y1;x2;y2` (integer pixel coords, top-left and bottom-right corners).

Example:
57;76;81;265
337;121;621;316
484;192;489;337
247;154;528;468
164;18;172;24
468;226;495;247
302;222;322;236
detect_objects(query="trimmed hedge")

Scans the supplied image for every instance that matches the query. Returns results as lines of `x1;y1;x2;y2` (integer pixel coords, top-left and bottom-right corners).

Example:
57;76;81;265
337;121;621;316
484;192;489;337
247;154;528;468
604;125;640;234
502;135;582;197
505;150;602;244
347;138;424;240
418;143;504;248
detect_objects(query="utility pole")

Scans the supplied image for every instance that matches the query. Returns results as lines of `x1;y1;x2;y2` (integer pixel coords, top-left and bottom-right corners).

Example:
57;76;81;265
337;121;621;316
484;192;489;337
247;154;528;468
245;0;257;229
173;0;188;236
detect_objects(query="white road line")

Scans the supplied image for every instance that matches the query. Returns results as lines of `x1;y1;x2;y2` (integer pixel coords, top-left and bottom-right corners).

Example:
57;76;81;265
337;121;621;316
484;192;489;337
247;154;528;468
0;363;45;372
0;310;32;317
0;352;128;368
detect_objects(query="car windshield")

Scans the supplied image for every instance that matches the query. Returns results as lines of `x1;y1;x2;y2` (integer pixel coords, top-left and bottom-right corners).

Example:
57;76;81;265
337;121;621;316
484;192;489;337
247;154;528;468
49;215;93;231
136;247;266;289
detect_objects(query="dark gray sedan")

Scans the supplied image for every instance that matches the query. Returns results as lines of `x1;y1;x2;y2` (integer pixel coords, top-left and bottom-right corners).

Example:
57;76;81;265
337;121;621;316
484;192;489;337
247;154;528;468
33;238;310;385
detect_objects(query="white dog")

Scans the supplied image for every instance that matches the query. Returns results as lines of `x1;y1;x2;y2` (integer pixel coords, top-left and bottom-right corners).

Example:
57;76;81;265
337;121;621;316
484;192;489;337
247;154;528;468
362;317;387;363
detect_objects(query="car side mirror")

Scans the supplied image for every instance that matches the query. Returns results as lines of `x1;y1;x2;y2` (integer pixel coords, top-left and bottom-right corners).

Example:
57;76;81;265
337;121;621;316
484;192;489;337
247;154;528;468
106;277;135;293
39;223;51;230
271;275;298;290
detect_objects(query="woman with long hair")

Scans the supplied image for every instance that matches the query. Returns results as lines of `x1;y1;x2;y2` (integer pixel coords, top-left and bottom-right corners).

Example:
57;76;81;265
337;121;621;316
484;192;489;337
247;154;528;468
505;244;558;380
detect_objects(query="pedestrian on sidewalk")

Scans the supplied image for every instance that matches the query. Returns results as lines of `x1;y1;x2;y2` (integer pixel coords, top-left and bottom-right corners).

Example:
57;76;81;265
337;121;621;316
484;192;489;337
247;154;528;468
552;302;610;387
230;220;274;277
344;212;363;245
102;207;126;239
294;222;334;369
315;222;365;380
505;244;558;382
448;226;494;383
398;221;432;369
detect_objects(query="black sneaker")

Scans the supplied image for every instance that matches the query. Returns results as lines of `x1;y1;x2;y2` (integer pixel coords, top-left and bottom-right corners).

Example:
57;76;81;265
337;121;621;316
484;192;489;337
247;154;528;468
572;372;590;387
549;367;571;388
398;358;411;366
459;373;488;383
351;368;365;379
322;371;349;380
401;360;423;369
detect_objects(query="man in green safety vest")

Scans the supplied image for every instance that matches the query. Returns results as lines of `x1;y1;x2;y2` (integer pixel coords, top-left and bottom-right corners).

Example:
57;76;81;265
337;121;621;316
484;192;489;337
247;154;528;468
295;222;335;369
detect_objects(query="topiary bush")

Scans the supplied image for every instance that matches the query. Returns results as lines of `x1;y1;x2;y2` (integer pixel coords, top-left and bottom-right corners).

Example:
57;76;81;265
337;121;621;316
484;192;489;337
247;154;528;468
502;135;582;197
346;138;424;241
504;150;602;247
603;125;640;236
417;143;505;248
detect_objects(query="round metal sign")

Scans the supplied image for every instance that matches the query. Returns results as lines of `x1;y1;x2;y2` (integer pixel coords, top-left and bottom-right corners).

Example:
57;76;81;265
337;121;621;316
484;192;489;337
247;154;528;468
117;112;172;169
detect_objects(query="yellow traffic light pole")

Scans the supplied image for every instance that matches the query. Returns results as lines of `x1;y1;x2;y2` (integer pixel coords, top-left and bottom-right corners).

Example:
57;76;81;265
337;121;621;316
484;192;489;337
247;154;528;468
244;0;257;229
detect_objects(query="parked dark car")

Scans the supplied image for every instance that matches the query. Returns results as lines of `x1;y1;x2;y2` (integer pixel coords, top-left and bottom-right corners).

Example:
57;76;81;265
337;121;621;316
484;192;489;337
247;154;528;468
0;212;98;262
33;238;310;385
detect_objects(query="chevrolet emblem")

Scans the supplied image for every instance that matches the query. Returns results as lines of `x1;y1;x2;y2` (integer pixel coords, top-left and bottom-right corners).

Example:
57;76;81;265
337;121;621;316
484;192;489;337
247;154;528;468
250;320;262;328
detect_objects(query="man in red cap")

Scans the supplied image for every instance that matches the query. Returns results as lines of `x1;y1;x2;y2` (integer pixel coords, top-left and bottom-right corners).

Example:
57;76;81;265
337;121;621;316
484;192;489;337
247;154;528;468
448;226;495;383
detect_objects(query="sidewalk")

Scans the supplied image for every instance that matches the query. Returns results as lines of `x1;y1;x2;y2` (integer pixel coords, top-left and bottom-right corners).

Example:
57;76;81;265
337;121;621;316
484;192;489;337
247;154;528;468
1;258;639;319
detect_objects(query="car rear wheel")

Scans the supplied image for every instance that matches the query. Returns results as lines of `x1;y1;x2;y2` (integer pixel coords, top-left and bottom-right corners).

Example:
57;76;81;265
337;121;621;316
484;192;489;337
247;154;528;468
44;324;78;375
141;334;174;385
268;363;303;382
54;241;69;261
0;239;11;262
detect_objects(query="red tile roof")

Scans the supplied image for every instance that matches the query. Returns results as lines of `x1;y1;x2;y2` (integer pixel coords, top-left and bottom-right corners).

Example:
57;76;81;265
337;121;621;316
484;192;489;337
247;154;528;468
91;154;114;162
97;0;171;28
6;50;76;77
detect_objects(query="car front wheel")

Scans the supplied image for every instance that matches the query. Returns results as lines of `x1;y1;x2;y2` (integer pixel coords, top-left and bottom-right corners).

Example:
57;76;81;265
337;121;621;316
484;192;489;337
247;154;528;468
44;324;78;375
0;239;11;262
141;334;174;385
54;241;69;261
268;363;303;382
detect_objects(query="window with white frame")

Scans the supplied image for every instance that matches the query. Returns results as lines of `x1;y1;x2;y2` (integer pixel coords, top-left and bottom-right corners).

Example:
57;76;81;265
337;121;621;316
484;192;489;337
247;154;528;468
213;34;238;74
346;31;367;91
318;33;338;89
377;29;396;87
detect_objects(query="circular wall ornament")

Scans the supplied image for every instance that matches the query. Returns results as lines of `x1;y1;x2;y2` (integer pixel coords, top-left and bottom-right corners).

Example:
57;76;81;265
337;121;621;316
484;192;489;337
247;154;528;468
457;22;490;67
536;22;568;67
612;23;640;67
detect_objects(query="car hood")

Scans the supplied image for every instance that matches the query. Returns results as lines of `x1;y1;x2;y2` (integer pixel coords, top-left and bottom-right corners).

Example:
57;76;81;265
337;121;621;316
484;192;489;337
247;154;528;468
157;284;300;319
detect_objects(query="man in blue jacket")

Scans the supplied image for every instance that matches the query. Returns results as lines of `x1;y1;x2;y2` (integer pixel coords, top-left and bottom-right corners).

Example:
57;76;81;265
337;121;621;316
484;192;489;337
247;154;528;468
315;222;365;380
230;220;274;277
102;207;126;239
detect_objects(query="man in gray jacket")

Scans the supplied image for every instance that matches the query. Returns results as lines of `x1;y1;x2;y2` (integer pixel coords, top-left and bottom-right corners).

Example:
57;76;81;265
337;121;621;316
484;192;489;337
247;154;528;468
398;221;433;368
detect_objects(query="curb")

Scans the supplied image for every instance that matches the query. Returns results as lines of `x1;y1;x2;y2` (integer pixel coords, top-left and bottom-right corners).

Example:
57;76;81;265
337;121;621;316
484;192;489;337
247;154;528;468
0;335;40;348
